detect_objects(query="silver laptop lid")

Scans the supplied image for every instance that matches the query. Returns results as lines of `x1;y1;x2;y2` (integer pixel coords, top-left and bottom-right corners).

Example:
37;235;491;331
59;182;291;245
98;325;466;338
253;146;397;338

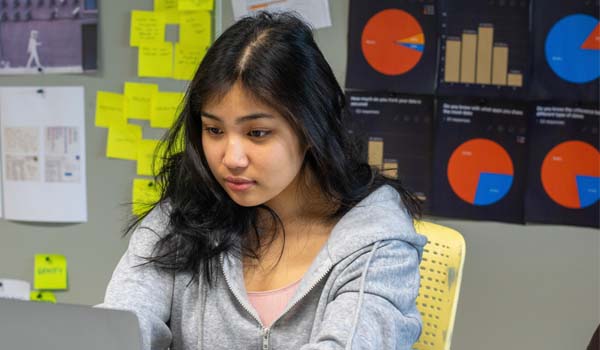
0;298;142;350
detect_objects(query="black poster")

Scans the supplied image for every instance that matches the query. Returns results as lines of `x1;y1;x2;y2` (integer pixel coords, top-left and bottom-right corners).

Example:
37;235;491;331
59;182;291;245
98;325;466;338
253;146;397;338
530;0;600;102
436;0;530;99
345;0;437;94
345;91;434;210
431;97;528;222
525;104;599;227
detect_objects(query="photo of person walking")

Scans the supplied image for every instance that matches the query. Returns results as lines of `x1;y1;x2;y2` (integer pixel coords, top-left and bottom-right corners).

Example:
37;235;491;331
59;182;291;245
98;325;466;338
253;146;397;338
0;1;98;75
26;30;42;71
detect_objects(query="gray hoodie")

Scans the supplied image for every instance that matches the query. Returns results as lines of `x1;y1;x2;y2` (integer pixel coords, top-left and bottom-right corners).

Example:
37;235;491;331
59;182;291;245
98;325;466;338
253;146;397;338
100;185;427;350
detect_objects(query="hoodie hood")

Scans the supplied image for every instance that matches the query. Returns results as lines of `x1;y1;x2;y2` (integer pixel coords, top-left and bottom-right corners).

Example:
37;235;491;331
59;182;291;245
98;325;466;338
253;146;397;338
325;184;427;263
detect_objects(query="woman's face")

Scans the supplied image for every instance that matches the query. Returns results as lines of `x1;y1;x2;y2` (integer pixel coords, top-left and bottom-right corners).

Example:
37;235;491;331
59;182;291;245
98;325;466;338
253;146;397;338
201;82;307;212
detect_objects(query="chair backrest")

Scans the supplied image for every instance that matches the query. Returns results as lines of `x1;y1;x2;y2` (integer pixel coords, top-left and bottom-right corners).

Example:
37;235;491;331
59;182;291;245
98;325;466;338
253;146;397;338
412;221;466;350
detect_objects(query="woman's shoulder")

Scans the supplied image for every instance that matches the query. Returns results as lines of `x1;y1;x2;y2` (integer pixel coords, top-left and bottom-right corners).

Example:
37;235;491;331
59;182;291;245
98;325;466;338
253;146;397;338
325;185;427;263
128;201;173;247
139;201;171;229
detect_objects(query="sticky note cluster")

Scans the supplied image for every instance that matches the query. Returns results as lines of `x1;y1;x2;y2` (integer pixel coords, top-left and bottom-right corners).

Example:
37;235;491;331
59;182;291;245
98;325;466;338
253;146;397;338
31;254;67;303
130;0;213;80
95;82;185;215
96;82;184;128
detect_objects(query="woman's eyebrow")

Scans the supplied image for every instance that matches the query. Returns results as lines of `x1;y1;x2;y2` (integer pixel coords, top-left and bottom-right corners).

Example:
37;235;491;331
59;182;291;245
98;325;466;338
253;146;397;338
201;111;275;125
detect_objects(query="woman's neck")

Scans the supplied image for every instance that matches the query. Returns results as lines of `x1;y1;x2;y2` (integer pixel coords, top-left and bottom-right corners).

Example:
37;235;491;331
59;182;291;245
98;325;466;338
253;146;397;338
262;168;338;226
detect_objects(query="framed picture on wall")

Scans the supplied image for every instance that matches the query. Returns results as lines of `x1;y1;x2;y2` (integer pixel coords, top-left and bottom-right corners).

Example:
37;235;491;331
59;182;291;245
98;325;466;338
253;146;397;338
0;0;99;75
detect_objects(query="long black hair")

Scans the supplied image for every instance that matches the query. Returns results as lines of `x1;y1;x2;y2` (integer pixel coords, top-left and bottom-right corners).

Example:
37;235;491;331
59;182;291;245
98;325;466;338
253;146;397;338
130;11;421;286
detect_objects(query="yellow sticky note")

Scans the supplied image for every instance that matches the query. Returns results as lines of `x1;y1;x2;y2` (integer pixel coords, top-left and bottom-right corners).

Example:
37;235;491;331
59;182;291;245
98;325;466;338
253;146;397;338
30;291;57;304
137;139;162;176
153;0;180;23
124;82;159;120
138;42;174;78
106;124;143;160
173;44;206;80
34;254;68;290
165;10;181;24
151;91;184;128
179;11;212;46
132;178;162;216
95;91;126;128
154;0;178;11
130;10;166;47
178;0;213;11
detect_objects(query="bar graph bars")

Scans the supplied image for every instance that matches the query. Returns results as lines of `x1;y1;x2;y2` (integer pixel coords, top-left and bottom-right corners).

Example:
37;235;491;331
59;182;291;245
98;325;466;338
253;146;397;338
460;31;477;83
492;43;509;85
367;137;398;179
476;24;494;84
444;38;461;82
443;23;523;87
383;159;399;179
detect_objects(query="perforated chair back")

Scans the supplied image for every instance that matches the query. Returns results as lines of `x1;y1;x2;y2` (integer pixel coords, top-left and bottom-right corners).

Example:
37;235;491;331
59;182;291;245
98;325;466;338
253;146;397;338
412;221;466;350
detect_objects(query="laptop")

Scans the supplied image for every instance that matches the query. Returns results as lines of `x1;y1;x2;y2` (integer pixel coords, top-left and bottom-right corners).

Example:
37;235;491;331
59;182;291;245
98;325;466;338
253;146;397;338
0;298;142;350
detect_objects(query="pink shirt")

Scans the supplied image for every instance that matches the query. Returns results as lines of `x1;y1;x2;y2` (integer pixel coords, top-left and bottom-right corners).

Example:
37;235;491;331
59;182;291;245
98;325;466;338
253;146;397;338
247;278;302;328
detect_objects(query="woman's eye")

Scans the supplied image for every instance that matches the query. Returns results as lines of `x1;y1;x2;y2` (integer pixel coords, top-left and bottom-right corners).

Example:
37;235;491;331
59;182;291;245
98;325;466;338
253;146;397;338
248;130;271;138
204;127;222;135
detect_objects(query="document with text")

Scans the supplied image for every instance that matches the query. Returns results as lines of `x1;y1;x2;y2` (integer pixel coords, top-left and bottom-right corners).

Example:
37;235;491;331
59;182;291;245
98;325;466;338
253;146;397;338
0;87;87;222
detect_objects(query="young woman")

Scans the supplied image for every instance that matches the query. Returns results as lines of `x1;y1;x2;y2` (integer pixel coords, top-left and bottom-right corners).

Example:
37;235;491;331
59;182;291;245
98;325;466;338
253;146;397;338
101;12;427;350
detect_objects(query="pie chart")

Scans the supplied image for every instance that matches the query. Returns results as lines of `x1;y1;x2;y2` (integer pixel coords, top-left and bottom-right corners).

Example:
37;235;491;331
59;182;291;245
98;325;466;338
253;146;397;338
545;14;600;83
541;140;600;209
361;9;425;75
447;139;514;206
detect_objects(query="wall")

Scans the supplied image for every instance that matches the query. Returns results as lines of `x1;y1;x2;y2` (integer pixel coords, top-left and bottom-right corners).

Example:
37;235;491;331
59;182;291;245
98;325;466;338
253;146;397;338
0;1;597;350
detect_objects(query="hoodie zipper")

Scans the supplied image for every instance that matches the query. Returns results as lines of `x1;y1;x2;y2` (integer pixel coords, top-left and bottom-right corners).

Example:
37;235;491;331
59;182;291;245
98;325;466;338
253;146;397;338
220;256;264;326
221;255;271;349
221;255;333;350
262;328;270;350
269;264;333;329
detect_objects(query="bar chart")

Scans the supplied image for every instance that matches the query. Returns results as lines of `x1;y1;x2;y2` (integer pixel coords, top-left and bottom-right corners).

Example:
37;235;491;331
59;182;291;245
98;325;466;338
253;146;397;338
437;0;530;98
346;91;433;206
367;137;399;179
443;24;523;87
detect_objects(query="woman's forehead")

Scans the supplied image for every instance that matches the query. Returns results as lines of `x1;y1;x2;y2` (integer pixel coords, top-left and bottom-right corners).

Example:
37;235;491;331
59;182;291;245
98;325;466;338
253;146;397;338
203;83;282;116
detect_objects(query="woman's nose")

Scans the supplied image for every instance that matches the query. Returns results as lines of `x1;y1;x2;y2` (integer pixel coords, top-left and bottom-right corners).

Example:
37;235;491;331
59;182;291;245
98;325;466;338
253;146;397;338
222;138;249;169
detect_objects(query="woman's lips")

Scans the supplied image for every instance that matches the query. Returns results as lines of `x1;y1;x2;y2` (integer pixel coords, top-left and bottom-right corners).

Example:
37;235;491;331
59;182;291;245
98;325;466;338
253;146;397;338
225;177;256;191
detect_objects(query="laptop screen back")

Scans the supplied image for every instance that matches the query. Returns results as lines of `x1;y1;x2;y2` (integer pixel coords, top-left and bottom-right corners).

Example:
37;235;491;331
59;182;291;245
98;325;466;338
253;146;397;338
0;298;142;350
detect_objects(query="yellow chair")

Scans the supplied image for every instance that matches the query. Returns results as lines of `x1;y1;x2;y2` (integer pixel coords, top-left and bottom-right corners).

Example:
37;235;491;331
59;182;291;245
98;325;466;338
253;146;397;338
412;221;466;350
